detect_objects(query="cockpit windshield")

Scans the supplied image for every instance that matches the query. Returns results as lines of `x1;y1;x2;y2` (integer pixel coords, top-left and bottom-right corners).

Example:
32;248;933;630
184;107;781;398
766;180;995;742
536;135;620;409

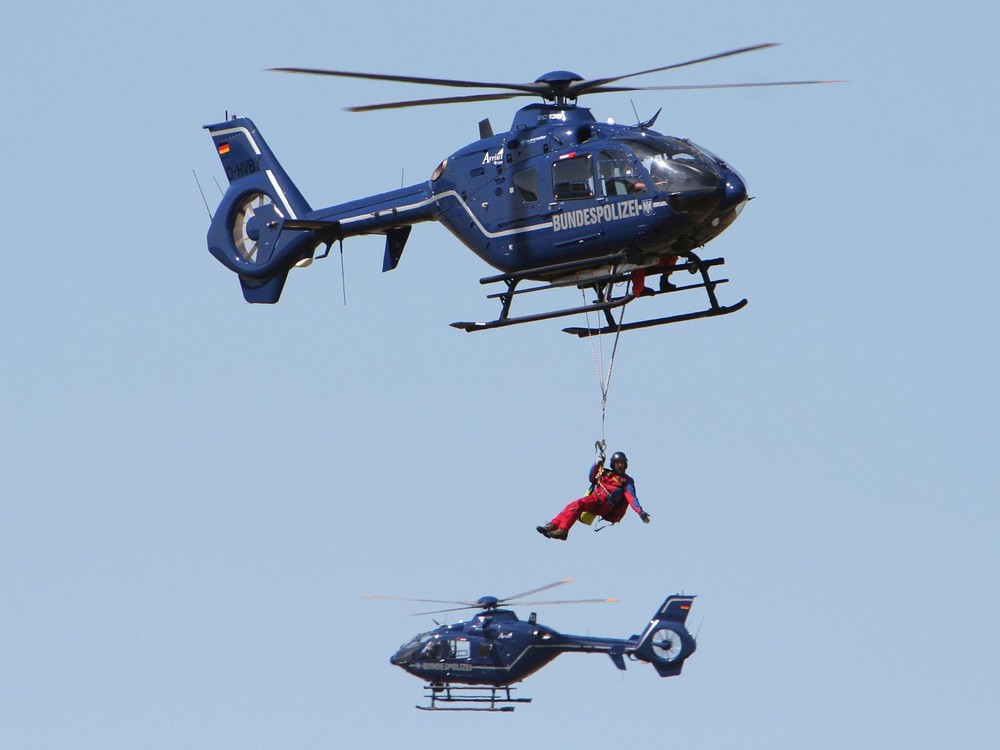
398;633;432;653
619;136;720;195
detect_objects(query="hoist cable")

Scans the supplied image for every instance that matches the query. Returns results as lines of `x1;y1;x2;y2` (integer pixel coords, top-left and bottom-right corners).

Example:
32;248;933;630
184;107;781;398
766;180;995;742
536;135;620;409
580;281;631;535
582;281;629;456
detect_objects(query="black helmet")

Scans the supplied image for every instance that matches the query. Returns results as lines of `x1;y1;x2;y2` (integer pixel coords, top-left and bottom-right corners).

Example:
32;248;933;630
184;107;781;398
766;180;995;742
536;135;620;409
610;451;628;467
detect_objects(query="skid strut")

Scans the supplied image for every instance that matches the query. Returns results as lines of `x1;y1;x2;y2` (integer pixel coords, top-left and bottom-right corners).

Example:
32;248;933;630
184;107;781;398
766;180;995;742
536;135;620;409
564;255;747;337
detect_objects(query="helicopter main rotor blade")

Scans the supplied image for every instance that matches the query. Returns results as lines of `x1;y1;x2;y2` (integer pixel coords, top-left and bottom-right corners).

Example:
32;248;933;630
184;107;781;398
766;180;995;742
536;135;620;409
588;79;844;95
408;596;619;616
272;43;826;113
269;66;543;94
507;598;619;607
408;604;485;617
362;594;479;607
347;91;528;113
500;579;573;603
333;79;839;113
570;42;779;96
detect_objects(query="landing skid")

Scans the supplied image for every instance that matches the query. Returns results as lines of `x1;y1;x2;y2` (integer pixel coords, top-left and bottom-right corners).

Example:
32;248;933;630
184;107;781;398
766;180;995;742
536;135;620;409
563;298;748;337
451;295;633;332
417;683;532;712
451;254;744;335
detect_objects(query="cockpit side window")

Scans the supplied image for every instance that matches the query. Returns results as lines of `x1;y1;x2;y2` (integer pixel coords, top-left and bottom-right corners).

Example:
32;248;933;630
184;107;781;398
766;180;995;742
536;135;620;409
552;154;594;200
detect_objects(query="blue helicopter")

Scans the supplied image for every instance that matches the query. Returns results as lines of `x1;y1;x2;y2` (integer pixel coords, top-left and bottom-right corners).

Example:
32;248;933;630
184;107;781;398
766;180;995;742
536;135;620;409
204;44;830;335
370;581;696;711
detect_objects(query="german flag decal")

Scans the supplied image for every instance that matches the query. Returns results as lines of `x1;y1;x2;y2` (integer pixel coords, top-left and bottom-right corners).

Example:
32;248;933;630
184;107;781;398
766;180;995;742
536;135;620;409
217;142;231;155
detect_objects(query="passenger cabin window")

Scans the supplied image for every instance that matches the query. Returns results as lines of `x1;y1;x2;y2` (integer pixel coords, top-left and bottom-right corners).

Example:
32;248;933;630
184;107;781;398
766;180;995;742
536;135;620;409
452;639;470;659
513;168;539;202
552;154;594;200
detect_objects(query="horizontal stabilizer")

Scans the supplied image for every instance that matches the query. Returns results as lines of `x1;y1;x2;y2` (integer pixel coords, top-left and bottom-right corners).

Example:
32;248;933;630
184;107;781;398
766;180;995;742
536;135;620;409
285;218;342;233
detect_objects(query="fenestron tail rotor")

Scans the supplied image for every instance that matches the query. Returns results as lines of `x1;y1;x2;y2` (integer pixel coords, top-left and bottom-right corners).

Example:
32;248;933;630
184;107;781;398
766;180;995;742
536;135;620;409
231;192;273;263
270;43;839;112
651;627;684;662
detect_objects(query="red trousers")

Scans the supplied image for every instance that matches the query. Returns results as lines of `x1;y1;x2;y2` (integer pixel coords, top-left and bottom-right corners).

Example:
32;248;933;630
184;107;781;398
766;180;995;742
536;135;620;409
631;255;679;295
550;495;608;530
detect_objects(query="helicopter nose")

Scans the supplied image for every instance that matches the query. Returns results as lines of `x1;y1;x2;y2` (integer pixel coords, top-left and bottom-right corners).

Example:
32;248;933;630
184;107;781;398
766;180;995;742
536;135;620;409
721;170;748;213
390;650;406;666
667;188;722;219
660;160;729;220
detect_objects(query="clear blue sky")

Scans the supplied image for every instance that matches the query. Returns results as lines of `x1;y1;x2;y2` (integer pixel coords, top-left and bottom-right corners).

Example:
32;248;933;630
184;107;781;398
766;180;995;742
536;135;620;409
3;1;997;747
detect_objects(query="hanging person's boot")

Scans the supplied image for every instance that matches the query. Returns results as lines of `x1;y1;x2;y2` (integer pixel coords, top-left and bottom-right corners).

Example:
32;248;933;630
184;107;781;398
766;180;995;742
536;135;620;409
536;523;557;538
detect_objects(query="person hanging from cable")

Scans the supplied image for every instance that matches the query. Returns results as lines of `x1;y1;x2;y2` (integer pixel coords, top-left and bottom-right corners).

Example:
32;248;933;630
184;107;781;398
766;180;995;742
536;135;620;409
537;451;651;541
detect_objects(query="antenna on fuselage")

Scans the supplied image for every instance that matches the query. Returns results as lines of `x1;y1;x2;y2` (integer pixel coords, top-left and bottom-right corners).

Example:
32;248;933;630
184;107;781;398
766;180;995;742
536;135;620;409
339;239;348;306
694;615;705;642
192;170;212;220
630;99;662;130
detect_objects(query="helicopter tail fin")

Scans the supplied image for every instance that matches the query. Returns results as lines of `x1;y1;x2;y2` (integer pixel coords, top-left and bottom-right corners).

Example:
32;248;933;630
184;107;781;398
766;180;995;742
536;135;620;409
204;116;320;303
631;594;697;677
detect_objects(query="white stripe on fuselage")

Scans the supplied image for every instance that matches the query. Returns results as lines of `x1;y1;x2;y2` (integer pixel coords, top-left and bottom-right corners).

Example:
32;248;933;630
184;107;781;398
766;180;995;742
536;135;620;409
337;189;552;239
338;192;669;241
